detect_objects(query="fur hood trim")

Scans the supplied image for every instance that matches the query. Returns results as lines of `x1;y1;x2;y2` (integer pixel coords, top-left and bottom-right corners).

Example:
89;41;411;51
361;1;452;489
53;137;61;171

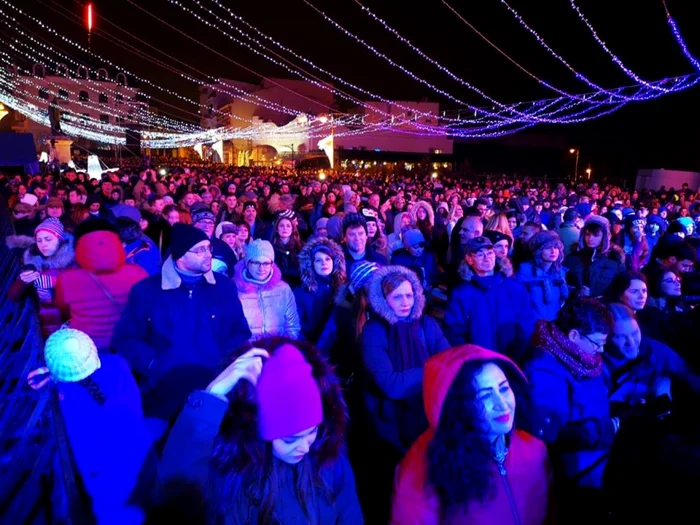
458;256;513;282
410;200;435;225
161;255;215;290
366;265;425;324
7;234;75;271
233;259;283;294
578;214;612;254
298;236;346;293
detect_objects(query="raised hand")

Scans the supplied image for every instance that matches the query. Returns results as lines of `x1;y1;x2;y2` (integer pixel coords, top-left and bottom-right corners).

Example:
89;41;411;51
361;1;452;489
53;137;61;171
206;348;270;397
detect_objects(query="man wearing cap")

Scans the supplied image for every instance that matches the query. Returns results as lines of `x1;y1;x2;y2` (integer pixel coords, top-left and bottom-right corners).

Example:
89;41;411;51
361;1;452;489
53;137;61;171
112;223;251;421
443;236;536;365
190;203;237;277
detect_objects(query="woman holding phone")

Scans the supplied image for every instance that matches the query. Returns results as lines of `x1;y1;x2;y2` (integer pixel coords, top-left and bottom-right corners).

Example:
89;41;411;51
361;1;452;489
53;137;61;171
7;218;74;337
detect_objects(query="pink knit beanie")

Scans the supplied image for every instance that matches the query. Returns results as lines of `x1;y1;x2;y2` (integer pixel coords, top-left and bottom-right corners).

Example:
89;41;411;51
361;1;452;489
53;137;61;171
257;344;323;441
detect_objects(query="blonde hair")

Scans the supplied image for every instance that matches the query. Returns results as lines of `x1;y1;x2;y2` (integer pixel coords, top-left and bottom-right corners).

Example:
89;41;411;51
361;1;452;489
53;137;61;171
485;212;514;242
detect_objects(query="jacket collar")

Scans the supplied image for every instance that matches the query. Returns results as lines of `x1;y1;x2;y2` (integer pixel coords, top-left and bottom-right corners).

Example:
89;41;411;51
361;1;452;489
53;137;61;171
161;255;216;290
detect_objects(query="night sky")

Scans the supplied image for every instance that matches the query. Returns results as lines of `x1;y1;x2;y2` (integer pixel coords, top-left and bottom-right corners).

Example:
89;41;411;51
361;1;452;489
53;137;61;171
9;0;700;179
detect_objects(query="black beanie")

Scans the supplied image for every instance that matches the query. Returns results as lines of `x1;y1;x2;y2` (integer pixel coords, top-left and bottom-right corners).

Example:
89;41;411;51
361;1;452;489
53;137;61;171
171;223;209;261
74;217;118;245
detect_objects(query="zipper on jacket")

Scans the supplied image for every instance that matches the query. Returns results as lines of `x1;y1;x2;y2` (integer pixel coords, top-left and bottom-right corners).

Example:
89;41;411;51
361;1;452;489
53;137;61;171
496;458;522;525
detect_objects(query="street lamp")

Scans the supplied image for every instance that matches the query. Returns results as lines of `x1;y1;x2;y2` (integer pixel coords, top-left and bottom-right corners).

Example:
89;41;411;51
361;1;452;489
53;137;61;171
569;148;580;179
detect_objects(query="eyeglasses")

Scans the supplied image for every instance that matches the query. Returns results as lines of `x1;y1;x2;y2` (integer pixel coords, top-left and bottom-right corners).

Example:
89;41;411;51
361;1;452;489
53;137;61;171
248;261;273;269
411;242;426;249
583;334;605;351
188;245;213;255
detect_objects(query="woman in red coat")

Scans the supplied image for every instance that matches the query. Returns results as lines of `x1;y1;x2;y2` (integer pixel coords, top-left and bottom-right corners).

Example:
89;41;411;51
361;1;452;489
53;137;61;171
55;219;148;352
391;345;553;525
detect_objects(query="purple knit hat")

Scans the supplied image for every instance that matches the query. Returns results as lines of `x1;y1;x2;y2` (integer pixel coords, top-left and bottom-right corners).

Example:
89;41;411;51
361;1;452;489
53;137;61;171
35;217;64;240
257;344;323;441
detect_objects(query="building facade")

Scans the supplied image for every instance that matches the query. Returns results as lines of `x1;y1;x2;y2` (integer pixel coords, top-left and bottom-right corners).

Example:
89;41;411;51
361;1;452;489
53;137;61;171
4;63;142;153
199;79;453;167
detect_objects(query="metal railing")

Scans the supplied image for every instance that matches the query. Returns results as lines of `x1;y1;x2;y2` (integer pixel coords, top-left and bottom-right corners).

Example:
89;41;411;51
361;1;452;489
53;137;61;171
0;197;60;523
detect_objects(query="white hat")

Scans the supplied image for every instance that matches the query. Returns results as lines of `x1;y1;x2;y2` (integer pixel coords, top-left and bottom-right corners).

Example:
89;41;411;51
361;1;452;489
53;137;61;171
44;328;101;383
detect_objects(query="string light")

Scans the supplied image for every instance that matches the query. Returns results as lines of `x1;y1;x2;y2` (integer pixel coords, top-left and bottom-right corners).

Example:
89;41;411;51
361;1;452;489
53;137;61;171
497;0;698;100
568;0;670;92
302;0;697;124
0;0;260;125
354;0;589;111
0;33;203;133
661;0;700;73
190;0;453;125
1;0;697;147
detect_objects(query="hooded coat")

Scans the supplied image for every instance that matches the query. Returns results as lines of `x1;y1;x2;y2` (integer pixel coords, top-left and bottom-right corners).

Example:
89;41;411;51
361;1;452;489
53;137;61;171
409;201;436;242
387;212;412;258
233;260;301;341
157;338;363;525
564;215;626;298
7;234;75;338
294;237;346;342
391;346;551;525
55;230;148;351
361;265;450;453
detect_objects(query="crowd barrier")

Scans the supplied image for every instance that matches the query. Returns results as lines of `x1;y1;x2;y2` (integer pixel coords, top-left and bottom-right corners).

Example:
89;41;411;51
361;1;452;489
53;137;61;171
0;197;65;523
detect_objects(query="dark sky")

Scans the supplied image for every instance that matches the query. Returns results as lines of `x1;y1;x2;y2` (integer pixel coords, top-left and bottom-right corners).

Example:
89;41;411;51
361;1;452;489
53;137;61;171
9;0;700;177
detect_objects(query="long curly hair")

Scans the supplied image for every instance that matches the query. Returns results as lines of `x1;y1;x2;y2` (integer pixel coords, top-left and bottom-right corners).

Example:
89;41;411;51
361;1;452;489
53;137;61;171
210;337;347;525
427;359;530;515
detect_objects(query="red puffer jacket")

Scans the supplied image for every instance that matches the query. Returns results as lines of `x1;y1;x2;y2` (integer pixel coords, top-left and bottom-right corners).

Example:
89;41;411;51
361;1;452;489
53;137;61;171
55;230;148;350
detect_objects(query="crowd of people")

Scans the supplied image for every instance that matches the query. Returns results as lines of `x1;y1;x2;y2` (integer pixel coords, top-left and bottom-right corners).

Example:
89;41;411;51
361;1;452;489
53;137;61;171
4;159;700;524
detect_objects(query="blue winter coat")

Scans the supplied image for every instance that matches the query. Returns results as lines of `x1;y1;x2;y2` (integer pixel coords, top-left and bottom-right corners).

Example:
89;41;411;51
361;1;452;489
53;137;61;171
124;235;161;276
59;354;154;524
361;265;450;453
443;269;536;363
526;350;615;488
516;261;568;321
112;257;251;420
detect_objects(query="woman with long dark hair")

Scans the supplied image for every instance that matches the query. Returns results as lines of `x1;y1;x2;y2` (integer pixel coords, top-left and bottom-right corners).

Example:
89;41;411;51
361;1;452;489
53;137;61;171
270;215;303;286
392;345;551;524
157;337;362;524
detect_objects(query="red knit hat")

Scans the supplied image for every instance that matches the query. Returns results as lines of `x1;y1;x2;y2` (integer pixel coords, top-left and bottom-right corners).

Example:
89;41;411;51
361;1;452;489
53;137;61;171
257;344;323;441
